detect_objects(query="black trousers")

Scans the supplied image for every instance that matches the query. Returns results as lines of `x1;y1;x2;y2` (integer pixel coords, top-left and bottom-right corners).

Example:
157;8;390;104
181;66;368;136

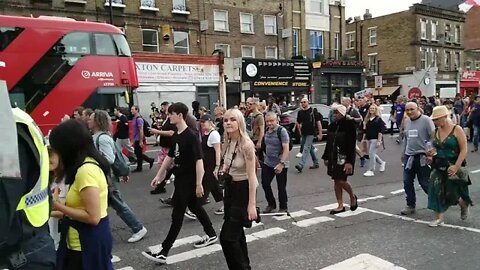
134;140;154;171
220;180;251;270
261;164;288;209
162;185;216;252
203;171;224;203
65;249;83;270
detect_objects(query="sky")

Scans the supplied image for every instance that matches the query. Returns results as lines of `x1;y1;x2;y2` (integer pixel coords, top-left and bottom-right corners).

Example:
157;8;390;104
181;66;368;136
345;0;422;19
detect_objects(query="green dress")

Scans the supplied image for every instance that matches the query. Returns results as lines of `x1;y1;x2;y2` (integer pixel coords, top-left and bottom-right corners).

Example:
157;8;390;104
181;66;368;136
427;128;473;213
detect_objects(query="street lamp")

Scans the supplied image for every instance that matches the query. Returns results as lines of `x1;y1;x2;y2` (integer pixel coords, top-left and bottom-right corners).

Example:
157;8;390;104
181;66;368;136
109;0;114;25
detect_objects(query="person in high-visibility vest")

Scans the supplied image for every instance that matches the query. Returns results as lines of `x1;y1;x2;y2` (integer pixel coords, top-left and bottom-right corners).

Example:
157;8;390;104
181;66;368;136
0;107;56;269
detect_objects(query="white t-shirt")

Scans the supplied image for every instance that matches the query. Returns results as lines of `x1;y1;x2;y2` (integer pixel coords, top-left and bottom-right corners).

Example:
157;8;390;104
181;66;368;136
206;130;221;147
48;179;68;250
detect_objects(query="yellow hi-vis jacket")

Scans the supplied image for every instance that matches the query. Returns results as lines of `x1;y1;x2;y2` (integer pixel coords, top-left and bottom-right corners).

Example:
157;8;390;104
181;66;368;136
12;107;50;228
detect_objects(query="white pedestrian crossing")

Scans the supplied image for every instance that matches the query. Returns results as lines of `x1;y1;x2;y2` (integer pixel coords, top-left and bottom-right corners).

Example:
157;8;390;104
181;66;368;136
320;253;407;270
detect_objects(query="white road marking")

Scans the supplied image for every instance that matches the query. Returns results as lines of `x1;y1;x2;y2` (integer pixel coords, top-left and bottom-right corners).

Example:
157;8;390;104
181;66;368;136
335;207;368;217
111;255;120;263
148;235;202;253
250;227;286;239
249;222;264;228
117;267;135;270
294;216;334;228
321;253;407;270
314;203;349;212
357;195;385;203
470;169;480;174
273;210;311;221
390;189;405;195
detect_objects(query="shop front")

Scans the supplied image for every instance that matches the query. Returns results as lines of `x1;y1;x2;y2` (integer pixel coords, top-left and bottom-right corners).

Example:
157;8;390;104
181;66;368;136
134;54;220;115
460;71;480;97
241;58;311;105
311;60;365;105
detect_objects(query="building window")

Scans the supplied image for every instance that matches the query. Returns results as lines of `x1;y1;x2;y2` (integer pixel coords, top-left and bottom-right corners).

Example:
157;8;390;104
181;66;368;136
445;24;451;43
104;0;125;7
431;21;437;41
310;0;323;13
454;25;460;43
240;13;254;34
431;49;438;67
214;10;229;32
215;44;230;57
368;27;377;46
334;32;340;59
454;52;460;70
142;29;158;52
265;46;277;59
420;47;428;69
172;0;187;11
445;50;451;70
264;15;277;35
140;0;156;8
368;53;378;74
346;32;355;49
421;19;427;40
173;30;189;54
292;29;299;56
241;45;255;58
309;31;323;58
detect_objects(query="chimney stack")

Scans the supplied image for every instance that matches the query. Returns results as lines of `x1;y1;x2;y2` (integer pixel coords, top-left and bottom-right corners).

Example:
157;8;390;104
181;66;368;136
364;9;372;19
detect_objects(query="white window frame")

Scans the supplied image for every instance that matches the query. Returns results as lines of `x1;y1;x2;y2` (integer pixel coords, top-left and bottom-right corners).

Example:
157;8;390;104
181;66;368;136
431;21;438;41
214;44;231;58
292;29;300;56
264;15;277;35
420;47;428;70
310;0;323;14
173;30;189;55
265;46;277;59
454;52;461;69
241;45;255;58
445;23;451;43
346;32;355;50
431;48;438;67
420;19;427;40
310;30;324;58
140;0;159;11
368;53;378;74
65;0;87;4
445;50;451;70
141;29;159;52
368;27;377;46
334;32;340;59
240;13;254;34
454;25;460;43
214;10;229;32
104;0;125;7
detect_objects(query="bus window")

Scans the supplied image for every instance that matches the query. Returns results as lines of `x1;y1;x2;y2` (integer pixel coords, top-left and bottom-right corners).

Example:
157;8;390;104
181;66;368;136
112;34;131;56
94;33;116;56
0;27;24;51
54;32;90;55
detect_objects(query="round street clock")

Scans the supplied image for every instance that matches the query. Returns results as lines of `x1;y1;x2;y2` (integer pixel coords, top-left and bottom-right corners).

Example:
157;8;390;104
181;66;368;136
246;63;258;77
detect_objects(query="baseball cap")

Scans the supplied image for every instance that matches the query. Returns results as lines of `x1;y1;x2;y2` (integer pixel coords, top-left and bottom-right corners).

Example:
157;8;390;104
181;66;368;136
200;114;214;122
161;101;170;106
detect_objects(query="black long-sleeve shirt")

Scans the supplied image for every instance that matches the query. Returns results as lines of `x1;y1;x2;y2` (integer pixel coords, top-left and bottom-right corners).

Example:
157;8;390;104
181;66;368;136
322;117;357;165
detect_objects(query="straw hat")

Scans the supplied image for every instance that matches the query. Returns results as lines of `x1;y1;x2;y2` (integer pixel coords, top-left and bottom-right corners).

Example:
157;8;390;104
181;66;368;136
331;104;347;116
430;105;450;120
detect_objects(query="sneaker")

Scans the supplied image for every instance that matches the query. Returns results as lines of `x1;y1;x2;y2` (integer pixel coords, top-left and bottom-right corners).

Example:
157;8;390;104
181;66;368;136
263;205;276;213
461;206;469;220
184;210;197;220
379;161;386;172
296;152;303;158
160;197;173;206
142;249;168;264
278;208;288;213
363;170;374;177
150;187;166;195
400;206;415;215
295;164;303;173
193;235;218;248
309;164;320;169
428;219;444;227
214;206;224;215
128;227;147;243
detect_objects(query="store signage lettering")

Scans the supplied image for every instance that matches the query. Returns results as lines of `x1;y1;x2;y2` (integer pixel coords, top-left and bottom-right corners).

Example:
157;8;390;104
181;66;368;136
321;60;365;68
242;59;312;89
254;81;289;86
136;62;219;83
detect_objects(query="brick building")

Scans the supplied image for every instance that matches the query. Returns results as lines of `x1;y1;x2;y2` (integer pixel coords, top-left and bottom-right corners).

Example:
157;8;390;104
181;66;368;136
345;4;466;98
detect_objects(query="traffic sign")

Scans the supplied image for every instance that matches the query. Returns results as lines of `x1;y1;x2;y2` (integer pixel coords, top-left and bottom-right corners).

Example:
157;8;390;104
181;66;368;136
375;76;383;89
408;87;422;99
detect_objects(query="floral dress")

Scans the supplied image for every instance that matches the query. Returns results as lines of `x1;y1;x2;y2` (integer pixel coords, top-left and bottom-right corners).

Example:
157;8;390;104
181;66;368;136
428;127;473;213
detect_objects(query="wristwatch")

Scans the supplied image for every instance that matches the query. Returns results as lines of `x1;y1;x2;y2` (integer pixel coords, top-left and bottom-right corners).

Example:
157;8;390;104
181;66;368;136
280;160;288;166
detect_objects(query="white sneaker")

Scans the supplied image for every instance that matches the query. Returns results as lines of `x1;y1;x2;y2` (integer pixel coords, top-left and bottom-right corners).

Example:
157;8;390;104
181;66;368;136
128;227;147;243
193;235;218;248
214;206;224;215
379;161;386;172
363;171;374;177
184;210;197;220
428;219;444;227
296;153;303;158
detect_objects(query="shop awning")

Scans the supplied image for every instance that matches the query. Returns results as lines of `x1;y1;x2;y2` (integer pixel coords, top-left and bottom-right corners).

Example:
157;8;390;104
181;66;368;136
373;86;400;96
461;81;479;88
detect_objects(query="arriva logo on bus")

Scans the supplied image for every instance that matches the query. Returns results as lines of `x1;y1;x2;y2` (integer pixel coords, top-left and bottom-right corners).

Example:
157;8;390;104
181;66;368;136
81;70;114;79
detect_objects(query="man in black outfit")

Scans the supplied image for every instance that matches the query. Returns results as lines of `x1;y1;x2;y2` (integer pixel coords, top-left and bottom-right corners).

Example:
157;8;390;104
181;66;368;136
142;102;217;264
113;107;136;163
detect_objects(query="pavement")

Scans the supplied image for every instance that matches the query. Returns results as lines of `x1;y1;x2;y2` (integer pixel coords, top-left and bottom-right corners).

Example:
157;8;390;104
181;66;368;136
109;135;480;270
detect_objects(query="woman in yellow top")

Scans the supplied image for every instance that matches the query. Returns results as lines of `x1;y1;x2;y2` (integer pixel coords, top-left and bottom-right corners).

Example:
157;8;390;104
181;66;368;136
49;119;113;270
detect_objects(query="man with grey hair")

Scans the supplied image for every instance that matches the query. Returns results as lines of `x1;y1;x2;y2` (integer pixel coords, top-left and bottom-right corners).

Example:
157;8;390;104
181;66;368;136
295;98;322;173
88;110;148;242
245;97;265;159
400;102;435;215
262;112;290;213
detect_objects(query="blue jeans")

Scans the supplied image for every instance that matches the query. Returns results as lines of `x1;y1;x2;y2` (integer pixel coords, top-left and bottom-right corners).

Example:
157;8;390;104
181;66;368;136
367;139;384;171
299;135;319;168
109;179;144;233
403;155;430;208
473;125;480;149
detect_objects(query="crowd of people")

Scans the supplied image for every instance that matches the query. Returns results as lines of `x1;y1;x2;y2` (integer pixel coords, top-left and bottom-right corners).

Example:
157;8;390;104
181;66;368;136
40;91;477;269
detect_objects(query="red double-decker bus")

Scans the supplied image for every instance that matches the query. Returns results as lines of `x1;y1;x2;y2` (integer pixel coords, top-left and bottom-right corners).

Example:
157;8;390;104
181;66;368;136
0;15;138;133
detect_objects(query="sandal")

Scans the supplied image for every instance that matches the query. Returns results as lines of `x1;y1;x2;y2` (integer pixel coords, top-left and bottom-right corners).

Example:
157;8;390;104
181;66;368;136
329;207;346;215
350;195;358;211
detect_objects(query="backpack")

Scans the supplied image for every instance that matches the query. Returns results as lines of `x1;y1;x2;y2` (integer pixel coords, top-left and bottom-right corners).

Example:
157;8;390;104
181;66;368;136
261;126;293;154
96;133;130;177
136;117;151;137
246;113;263;139
310;108;322;134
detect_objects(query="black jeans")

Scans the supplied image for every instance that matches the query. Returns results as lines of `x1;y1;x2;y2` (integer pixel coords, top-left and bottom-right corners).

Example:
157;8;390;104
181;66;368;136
134;140;154;171
203;171;224;203
65;249;82;270
220;180;251;270
261;164;288;209
162;185;216;252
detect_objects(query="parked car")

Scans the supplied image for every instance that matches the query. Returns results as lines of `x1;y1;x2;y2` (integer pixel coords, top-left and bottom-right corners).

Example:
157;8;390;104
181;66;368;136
379;104;398;133
279;104;331;142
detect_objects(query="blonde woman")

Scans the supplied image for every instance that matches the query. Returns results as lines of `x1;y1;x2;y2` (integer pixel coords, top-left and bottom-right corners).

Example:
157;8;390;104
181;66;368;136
361;104;387;177
219;108;258;270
